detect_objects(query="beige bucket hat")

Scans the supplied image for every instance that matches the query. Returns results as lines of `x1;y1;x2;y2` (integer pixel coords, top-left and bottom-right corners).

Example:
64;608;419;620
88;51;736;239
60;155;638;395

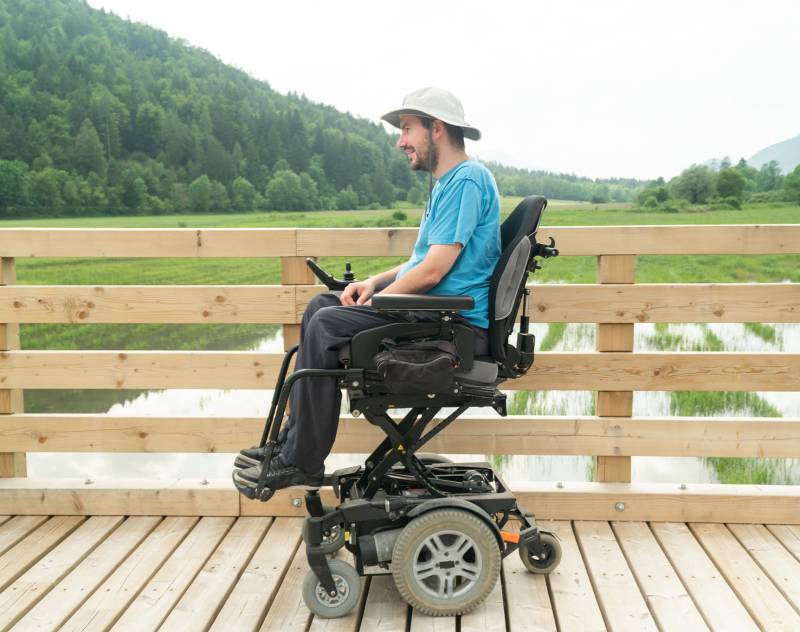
381;87;481;141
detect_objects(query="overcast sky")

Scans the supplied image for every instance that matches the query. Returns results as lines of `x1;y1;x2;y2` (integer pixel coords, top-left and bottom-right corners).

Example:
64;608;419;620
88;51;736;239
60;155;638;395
87;0;800;181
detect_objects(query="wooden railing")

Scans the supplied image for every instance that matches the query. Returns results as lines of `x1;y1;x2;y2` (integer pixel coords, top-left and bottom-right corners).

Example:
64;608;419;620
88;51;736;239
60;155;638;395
0;224;798;522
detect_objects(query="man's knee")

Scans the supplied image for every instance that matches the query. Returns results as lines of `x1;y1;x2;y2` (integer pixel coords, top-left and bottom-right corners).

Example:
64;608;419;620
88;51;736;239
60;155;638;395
304;292;340;319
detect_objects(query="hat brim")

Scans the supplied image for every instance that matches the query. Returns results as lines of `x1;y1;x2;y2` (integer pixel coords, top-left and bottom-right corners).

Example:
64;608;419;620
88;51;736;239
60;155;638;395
381;108;481;141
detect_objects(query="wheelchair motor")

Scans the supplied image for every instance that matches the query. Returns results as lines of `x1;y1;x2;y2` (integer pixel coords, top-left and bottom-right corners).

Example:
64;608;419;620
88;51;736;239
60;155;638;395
236;196;562;618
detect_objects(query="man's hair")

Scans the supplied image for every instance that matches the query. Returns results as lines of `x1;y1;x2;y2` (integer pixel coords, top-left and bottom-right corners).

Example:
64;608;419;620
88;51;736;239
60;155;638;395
419;117;465;151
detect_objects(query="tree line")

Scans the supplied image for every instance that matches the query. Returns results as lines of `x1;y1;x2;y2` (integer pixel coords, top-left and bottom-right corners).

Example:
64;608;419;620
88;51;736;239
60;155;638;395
637;158;800;210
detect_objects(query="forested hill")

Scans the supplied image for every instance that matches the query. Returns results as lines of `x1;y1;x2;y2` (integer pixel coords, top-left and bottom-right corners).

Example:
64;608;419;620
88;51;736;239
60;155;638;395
0;0;640;217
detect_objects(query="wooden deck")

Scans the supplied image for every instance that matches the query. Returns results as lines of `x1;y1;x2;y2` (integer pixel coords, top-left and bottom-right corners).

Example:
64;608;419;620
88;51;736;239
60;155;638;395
1;515;799;631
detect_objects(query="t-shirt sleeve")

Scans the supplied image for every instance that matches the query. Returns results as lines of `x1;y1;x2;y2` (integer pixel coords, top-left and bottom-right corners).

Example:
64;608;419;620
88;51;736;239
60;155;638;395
427;179;482;246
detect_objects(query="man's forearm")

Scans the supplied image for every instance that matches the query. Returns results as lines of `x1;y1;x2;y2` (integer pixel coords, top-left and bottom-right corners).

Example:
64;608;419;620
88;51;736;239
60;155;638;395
369;264;403;291
379;263;439;295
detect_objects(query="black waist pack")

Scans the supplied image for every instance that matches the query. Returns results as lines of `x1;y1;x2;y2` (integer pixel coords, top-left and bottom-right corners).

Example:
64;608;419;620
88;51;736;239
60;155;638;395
373;338;460;394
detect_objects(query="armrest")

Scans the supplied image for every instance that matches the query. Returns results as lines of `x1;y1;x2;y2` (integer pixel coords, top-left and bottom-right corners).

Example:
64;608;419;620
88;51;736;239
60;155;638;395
372;294;474;311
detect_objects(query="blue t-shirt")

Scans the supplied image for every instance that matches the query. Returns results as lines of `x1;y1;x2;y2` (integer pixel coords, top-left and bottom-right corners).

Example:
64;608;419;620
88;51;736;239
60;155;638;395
395;160;501;329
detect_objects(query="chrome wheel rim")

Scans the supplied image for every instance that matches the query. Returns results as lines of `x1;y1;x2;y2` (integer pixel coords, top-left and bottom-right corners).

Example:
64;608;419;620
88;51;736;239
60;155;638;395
314;574;349;607
412;530;482;600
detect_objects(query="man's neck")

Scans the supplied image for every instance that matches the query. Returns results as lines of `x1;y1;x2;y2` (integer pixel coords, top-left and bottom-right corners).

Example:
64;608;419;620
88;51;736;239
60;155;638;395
433;149;470;179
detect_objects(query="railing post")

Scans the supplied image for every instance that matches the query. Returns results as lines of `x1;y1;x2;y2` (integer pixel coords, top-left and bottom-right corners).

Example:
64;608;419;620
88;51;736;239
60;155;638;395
280;256;315;351
0;257;26;477
595;255;635;483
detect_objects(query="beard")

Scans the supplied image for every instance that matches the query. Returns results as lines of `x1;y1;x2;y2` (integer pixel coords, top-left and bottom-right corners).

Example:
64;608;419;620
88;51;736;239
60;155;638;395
409;142;438;172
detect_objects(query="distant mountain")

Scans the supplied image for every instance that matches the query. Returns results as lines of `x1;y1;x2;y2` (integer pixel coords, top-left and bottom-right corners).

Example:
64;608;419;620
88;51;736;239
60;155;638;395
749;133;800;175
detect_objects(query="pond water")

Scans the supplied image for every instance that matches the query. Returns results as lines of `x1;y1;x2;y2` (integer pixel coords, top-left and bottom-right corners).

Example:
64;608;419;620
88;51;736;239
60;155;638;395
26;320;800;486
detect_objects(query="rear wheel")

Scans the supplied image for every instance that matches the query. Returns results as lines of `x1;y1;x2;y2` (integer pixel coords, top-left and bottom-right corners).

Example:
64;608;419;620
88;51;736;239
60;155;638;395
391;509;500;616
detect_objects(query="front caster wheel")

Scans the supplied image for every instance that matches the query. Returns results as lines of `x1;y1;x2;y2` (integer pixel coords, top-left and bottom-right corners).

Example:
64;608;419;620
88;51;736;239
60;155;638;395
519;531;562;574
302;559;361;619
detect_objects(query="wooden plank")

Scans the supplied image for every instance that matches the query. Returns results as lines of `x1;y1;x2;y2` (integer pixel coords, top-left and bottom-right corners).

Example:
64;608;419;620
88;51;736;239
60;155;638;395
729;523;800;613
0;256;25;479
257;543;312;632
0;515;123;630
650;522;758;630
537;520;605;632
690;523;800;629
210;517;302;632
13;516;161;631
296;225;800;257
160;517;271;631
767;524;800;562
0;515;47;556
358;574;408;631
6;414;800;459
1;350;798;391
460;573;507;632
408;608;456;631
0;516;84;590
59;516;198;632
0;285;296;324
529;283;800;323
2;225;795;259
112;516;234;631
0;350;285;390
0;477;238;516
0;228;297;257
499;538;556;631
611;521;707;630
6;480;800;523
573;521;657;631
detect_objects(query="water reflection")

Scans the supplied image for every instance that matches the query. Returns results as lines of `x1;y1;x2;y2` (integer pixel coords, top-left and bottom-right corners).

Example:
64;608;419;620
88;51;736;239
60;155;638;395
28;321;800;486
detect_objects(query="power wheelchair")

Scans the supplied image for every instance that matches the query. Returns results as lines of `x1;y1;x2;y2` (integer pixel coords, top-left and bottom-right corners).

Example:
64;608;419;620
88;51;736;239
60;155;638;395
236;195;560;618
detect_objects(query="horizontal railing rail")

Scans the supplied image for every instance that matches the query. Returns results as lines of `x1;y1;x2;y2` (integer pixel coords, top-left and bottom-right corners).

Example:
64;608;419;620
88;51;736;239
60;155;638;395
0;223;798;521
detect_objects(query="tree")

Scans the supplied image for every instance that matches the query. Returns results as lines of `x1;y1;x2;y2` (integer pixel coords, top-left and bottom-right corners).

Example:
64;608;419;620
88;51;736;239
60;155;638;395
756;161;783;192
783;164;800;203
670;165;715;204
0;160;30;212
189;174;213;212
73;118;106;176
264;169;316;211
716;168;746;201
231;176;257;211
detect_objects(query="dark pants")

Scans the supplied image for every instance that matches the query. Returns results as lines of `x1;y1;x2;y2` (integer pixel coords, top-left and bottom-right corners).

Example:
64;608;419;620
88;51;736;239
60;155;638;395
279;292;488;472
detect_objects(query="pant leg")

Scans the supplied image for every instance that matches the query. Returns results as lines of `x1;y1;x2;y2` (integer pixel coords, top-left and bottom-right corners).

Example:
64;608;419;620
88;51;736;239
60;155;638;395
280;303;408;471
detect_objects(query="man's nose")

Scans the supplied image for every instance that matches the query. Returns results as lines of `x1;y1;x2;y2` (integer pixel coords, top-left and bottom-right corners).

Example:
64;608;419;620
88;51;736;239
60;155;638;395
396;136;404;149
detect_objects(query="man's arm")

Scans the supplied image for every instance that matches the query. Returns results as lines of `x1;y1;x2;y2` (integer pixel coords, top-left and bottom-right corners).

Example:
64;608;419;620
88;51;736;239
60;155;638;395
379;244;461;295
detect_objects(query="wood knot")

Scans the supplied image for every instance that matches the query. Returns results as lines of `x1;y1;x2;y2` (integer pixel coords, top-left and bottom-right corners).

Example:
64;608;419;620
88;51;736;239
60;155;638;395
87;302;95;308
139;432;148;439
202;310;210;317
537;304;547;312
38;435;47;444
256;371;264;378
115;379;124;388
215;295;225;303
12;301;22;308
118;353;128;360
78;311;88;319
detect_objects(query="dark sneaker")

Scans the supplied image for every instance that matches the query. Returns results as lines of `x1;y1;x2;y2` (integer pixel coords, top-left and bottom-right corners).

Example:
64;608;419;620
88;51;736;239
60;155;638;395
232;453;324;502
233;443;282;469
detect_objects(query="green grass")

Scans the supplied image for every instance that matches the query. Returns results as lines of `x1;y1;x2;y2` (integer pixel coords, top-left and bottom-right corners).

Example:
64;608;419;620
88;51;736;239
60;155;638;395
744;322;778;343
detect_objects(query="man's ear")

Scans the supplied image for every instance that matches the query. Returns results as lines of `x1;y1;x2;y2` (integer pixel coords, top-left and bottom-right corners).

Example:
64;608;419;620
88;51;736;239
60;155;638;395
432;119;445;140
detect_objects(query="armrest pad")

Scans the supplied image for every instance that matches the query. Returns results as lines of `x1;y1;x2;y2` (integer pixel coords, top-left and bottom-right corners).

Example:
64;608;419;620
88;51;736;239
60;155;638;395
372;294;474;311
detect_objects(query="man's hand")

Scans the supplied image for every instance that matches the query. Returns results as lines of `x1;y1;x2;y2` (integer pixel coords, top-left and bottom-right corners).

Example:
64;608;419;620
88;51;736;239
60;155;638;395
340;279;376;306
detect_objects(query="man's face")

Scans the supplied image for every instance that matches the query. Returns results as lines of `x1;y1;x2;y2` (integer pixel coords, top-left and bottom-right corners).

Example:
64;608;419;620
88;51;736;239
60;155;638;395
397;115;435;171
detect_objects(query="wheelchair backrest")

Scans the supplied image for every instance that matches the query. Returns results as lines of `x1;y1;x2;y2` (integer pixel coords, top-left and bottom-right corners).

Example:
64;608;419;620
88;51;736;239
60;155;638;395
487;195;546;364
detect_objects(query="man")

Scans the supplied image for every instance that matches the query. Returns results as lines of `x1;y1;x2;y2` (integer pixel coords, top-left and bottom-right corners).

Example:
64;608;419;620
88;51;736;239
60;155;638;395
233;87;501;501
